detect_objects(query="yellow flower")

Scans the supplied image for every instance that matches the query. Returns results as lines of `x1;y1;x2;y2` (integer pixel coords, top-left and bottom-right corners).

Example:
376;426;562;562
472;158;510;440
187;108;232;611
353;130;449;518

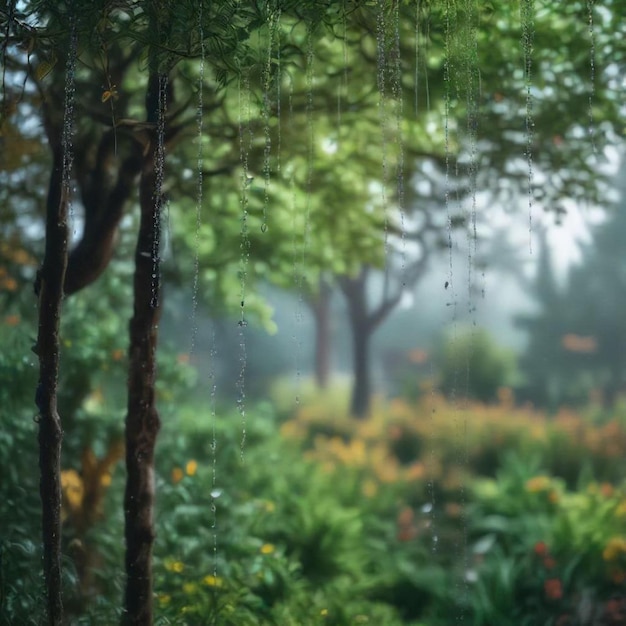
185;460;198;476
171;467;184;484
321;608;329;617
182;582;198;594
164;558;185;573
260;543;275;555
202;574;223;588
603;537;626;562
615;501;626;519
60;469;84;513
525;476;551;493
362;479;378;498
157;594;171;607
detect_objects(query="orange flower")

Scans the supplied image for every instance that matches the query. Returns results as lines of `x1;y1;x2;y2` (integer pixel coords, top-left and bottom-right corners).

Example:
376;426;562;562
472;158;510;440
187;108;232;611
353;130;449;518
4;314;20;326
544;578;563;600
526;476;551;493
396;506;417;542
603;537;626;562
600;483;615;498
397;526;418;542
171;467;184;484
1;276;17;291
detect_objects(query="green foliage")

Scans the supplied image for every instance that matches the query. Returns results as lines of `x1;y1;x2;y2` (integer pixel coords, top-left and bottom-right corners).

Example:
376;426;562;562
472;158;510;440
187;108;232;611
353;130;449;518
466;454;626;625
0;342;46;625
147;402;444;625
436;326;517;403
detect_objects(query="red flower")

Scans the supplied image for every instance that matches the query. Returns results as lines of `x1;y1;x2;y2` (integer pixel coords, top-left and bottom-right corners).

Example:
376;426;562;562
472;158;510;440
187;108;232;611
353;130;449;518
534;541;549;558
544;578;563;600
544;557;556;569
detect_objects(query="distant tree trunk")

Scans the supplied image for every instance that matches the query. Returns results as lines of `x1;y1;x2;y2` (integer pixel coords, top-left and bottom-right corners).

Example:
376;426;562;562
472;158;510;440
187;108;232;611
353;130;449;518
35;132;69;626
340;267;407;418
603;361;622;409
311;279;332;389
122;72;166;626
341;270;373;418
350;312;371;418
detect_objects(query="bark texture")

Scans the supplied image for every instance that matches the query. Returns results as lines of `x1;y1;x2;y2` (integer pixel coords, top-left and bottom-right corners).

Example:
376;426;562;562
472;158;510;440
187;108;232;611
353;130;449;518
122;72;166;626
35;140;69;626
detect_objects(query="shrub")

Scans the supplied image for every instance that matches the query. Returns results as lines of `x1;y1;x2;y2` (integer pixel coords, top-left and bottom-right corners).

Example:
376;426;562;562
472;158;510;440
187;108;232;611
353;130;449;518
436;326;517;403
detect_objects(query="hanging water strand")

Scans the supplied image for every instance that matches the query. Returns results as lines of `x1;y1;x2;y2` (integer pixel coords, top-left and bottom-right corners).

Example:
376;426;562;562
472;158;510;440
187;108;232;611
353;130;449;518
261;10;279;234
302;29;315;273
285;75;302;407
376;0;390;252
443;0;455;305
293;29;316;408
391;0;407;283
459;1;481;612
337;0;349;138
61;16;77;239
150;75;168;309
462;0;481;310
520;0;535;252
189;4;205;354
61;22;77;203
586;0;597;154
415;0;432;115
237;68;252;457
208;330;219;579
275;15;282;174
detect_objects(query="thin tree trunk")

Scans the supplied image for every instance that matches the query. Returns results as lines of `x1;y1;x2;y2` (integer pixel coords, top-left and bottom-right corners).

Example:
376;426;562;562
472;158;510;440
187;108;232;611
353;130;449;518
341;271;373;418
35;142;69;626
350;315;371;418
312;279;332;389
122;72;166;625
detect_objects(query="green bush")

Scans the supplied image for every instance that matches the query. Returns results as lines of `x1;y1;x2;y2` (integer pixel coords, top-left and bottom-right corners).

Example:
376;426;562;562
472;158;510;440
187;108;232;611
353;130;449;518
436;326;517;403
465;454;626;625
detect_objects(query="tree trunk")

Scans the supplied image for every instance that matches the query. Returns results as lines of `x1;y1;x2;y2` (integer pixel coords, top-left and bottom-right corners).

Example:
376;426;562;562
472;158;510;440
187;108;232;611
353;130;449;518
350;315;371;418
122;73;166;626
311;279;332;389
341;271;373;418
35;142;69;626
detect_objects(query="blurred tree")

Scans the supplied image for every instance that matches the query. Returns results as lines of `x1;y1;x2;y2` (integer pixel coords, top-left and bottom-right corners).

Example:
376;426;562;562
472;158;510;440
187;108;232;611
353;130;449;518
518;158;626;409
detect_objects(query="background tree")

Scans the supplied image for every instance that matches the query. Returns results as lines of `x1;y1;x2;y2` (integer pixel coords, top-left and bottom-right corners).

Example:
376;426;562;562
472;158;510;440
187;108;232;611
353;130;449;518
518;158;626;410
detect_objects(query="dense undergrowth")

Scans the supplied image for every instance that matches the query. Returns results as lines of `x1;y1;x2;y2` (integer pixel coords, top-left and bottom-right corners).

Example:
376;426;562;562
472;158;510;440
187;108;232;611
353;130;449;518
2;368;626;624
